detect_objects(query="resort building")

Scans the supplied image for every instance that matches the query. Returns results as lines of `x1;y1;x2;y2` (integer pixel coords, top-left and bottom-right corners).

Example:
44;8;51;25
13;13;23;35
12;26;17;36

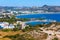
0;22;14;29
17;21;27;29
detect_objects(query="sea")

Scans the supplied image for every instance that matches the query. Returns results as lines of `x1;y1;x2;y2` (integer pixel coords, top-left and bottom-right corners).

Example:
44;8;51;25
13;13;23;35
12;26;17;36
16;13;60;26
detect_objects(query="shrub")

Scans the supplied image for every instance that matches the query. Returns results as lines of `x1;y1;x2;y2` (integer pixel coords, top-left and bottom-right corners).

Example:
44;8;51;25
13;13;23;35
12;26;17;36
2;29;12;32
12;28;19;31
52;37;58;40
4;34;35;40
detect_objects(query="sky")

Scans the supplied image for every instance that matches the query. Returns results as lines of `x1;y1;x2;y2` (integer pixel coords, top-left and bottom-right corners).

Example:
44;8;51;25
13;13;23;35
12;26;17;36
0;0;60;7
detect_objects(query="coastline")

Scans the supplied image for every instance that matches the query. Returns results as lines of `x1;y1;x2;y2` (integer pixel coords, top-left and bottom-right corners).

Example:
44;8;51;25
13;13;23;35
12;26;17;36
16;12;60;16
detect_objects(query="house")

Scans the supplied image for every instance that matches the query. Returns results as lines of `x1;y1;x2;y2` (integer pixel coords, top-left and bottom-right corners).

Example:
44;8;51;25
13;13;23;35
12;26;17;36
16;21;27;29
0;22;14;29
8;24;14;29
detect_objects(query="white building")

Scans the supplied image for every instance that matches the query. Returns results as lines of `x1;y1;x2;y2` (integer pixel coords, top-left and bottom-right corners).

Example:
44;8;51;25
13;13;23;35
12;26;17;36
8;24;15;29
33;10;44;13
17;21;27;29
0;22;14;29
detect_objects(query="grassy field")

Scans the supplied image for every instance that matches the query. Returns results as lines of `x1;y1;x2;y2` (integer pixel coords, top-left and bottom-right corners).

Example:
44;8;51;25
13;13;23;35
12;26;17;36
0;30;24;40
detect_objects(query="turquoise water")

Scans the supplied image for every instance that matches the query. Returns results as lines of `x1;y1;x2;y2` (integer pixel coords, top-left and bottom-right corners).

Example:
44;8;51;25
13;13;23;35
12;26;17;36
26;21;50;26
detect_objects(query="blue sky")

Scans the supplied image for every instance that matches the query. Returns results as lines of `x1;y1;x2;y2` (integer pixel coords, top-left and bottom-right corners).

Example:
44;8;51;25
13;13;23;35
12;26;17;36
0;0;60;7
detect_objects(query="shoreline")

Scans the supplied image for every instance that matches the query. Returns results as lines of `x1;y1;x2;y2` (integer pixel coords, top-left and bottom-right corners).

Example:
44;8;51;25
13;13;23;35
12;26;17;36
16;12;60;16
